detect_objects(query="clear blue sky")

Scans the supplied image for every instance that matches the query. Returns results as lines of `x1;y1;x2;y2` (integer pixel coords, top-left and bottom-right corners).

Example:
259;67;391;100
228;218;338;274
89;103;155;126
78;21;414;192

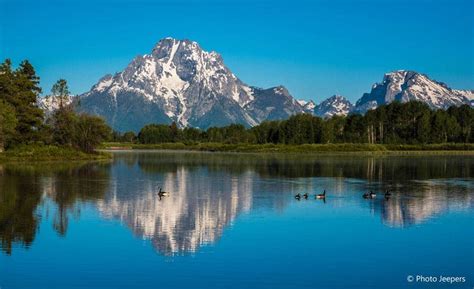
1;0;473;102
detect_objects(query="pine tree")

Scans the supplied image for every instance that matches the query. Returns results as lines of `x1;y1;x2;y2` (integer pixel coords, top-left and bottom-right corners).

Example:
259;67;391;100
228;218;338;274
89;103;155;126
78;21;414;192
0;100;17;151
0;59;44;144
51;79;70;110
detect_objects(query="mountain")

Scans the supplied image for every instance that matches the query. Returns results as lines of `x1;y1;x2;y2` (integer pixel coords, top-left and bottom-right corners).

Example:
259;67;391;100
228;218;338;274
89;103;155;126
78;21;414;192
75;38;303;132
37;94;74;116
41;43;472;128
244;86;305;123
297;99;316;113
353;70;473;114
314;95;353;118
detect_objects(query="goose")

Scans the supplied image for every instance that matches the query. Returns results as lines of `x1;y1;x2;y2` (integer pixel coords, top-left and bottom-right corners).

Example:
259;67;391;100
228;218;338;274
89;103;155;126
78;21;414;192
158;187;170;197
303;193;309;200
369;191;376;198
295;193;301;200
362;191;371;199
316;190;326;199
384;190;392;198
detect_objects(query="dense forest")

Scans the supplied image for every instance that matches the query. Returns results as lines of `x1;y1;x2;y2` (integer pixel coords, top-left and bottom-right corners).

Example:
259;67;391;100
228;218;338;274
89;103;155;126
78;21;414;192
120;101;474;145
0;59;110;153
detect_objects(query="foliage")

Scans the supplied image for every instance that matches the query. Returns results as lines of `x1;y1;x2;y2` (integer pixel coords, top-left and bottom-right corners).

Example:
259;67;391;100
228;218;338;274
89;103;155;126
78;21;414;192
51;79;70;110
110;130;137;143
102;142;474;154
0;59;44;144
73;114;111;153
0;100;17;150
49;109;77;146
1;58;472;156
136;101;474;146
0;63;112;156
0;144;110;162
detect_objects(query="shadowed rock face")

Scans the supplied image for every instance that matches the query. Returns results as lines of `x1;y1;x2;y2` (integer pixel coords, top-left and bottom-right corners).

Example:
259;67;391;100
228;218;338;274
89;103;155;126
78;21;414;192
245;86;305;123
75;38;303;131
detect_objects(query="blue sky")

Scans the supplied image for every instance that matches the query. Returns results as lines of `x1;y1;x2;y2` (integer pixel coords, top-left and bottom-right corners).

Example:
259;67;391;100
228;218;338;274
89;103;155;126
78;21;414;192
1;0;473;102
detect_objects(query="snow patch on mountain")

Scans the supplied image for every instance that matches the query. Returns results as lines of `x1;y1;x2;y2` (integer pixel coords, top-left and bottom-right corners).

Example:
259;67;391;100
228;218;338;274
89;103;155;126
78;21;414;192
354;70;472;113
314;95;353;118
38;95;75;115
76;38;302;131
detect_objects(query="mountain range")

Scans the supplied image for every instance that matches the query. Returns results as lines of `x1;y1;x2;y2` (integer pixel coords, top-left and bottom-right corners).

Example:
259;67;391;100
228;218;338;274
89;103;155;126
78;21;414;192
39;38;473;132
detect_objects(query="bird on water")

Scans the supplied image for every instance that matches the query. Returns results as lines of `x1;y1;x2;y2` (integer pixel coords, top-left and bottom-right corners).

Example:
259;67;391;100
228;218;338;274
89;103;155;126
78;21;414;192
316;190;326;199
158;187;170;197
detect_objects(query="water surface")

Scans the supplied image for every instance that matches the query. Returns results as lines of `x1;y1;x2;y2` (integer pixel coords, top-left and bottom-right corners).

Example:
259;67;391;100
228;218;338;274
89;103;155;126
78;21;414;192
1;151;473;289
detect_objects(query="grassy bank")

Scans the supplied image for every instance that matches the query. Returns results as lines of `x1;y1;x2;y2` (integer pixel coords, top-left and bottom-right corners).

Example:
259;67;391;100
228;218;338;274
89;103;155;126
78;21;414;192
100;142;474;154
0;145;111;162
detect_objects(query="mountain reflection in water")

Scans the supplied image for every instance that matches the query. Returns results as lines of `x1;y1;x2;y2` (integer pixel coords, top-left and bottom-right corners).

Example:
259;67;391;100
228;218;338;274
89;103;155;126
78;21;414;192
0;152;472;256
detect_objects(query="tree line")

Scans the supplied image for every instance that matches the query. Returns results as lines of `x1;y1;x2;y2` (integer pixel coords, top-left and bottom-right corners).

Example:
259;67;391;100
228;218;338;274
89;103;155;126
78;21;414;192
0;59;110;152
127;101;473;145
2;59;472;151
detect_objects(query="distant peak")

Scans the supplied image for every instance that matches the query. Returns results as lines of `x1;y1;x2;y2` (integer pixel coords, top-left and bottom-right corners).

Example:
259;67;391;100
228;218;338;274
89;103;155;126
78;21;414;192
384;70;420;78
151;37;216;61
272;85;290;96
154;37;199;48
323;95;349;103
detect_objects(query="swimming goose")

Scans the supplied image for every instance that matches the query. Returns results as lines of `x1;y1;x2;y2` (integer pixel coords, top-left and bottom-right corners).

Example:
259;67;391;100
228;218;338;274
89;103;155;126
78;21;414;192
158;187;170;197
295;193;302;200
384;190;392;198
362;191;372;199
369;191;376;198
303;193;309;199
316;190;326;199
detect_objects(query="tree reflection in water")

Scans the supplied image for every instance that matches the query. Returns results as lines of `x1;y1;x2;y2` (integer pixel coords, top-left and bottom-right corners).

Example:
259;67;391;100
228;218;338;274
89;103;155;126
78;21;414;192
0;162;110;254
0;152;472;255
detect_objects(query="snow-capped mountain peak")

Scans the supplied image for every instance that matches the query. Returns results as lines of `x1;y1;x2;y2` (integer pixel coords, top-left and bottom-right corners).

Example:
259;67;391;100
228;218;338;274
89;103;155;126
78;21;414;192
38;94;75;115
314;95;353;118
76;37;302;131
297;99;316;112
64;39;473;131
354;70;472;113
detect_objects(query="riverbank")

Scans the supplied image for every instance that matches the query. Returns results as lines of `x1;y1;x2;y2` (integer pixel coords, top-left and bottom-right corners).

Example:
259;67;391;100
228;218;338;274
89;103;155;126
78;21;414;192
0;145;111;162
100;142;474;154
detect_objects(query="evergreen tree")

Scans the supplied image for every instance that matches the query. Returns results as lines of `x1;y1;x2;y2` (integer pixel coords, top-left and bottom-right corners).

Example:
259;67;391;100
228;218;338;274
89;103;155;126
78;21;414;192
430;110;460;143
0;100;17;151
48;79;76;146
169;121;180;142
448;105;474;142
0;59;44;144
0;60;16;109
51;79;70;110
50;109;76;146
